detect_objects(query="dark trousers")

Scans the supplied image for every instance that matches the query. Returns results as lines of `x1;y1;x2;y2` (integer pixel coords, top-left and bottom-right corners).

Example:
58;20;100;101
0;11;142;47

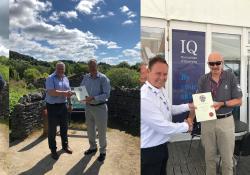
46;103;68;151
141;142;169;175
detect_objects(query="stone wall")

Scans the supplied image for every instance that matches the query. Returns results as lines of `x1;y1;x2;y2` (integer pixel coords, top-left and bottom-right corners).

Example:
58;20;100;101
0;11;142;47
10;91;46;141
0;84;9;119
108;88;140;135
10;73;140;141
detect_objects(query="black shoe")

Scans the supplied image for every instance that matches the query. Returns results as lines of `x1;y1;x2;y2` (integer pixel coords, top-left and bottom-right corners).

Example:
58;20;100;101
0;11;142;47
63;146;73;154
97;153;106;162
51;151;59;160
84;148;97;155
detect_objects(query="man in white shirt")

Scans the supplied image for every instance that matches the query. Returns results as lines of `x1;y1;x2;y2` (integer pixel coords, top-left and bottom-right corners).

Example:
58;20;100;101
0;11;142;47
141;56;194;175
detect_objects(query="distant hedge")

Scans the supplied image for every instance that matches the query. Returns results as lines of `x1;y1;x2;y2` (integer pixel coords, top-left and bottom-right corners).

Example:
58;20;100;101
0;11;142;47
106;68;139;88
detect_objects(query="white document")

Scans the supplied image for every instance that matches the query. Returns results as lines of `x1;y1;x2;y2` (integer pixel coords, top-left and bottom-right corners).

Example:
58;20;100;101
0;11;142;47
71;86;89;101
192;92;217;122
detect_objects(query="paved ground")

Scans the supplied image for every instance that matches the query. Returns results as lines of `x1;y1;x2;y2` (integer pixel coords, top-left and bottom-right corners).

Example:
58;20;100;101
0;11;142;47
168;140;250;175
7;128;140;175
0;123;8;175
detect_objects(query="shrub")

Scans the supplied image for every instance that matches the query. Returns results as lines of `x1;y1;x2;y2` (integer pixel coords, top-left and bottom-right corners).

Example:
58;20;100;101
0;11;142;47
106;68;139;88
23;68;41;83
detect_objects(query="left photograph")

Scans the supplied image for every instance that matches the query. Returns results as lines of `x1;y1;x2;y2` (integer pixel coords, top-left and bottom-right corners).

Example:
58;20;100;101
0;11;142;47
2;0;140;174
0;0;9;174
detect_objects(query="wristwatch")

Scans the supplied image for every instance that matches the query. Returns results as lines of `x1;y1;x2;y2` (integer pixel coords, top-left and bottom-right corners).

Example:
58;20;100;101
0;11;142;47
224;101;227;107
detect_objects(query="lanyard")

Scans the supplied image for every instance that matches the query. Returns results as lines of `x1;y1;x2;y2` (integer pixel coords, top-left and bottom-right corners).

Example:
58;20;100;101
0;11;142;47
146;84;170;111
210;73;223;98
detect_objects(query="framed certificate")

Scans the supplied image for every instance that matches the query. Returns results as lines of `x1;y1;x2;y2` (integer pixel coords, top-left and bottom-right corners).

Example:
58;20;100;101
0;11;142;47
71;86;89;101
192;92;217;122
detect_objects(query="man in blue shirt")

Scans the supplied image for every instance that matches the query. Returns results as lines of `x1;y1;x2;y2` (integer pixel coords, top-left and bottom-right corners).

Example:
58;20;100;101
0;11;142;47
45;62;74;160
81;59;111;162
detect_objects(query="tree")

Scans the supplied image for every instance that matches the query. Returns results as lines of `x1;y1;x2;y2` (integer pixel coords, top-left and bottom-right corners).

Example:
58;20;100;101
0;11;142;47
23;68;41;83
106;68;139;88
116;61;131;69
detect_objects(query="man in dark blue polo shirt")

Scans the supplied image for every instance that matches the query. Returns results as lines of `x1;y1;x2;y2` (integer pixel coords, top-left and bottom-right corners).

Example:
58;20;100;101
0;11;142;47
45;62;74;160
196;52;242;175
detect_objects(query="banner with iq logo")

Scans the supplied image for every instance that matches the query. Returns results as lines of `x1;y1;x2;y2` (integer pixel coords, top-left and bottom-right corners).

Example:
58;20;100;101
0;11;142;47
172;29;205;122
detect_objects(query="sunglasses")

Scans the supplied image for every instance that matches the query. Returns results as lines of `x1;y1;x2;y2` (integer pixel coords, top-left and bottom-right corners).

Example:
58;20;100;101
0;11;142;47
208;61;222;66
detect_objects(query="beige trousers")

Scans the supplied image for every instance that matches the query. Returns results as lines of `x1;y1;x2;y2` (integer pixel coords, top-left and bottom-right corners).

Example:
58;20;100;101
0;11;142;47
201;115;235;175
85;104;108;154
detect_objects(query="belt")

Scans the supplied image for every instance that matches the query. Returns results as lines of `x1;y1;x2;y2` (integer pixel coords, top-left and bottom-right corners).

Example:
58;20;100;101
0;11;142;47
89;102;107;106
46;103;66;106
217;112;232;119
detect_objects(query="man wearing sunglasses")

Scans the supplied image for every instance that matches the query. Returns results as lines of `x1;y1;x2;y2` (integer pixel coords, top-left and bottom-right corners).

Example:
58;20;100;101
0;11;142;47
196;52;242;175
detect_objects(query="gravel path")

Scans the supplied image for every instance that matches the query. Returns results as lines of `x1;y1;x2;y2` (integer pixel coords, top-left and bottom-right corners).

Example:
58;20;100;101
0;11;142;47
8;128;140;175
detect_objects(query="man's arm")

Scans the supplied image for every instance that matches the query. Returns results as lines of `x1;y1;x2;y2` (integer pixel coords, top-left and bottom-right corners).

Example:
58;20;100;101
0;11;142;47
93;77;111;101
46;77;73;98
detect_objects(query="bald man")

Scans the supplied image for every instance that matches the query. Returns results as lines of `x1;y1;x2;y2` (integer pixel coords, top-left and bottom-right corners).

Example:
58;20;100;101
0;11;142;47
195;52;242;175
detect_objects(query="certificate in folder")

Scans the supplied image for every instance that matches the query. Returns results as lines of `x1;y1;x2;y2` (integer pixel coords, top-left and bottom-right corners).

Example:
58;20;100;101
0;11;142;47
192;92;217;122
71;86;89;101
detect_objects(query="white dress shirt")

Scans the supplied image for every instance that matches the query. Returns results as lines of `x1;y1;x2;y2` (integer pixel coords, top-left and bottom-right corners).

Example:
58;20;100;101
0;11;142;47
141;81;189;148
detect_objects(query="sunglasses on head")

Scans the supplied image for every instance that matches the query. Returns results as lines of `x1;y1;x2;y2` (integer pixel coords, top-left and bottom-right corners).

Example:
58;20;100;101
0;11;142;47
208;61;222;66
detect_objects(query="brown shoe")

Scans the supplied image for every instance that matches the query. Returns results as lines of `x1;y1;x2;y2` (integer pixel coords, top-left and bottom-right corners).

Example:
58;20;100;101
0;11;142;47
63;146;73;154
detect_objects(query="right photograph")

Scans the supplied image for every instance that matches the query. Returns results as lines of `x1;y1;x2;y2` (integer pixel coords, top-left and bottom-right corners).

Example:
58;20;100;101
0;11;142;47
140;0;250;175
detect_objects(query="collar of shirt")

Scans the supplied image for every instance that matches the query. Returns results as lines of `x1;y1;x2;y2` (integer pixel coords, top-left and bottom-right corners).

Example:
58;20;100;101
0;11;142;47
145;81;161;95
52;72;66;79
86;72;101;79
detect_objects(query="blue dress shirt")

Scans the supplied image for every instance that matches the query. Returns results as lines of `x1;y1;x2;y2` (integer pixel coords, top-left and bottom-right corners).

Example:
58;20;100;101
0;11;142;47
45;72;70;104
80;72;111;104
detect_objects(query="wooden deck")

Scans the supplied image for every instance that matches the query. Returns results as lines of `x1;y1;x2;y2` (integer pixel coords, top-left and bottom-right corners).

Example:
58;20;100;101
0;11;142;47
167;140;250;175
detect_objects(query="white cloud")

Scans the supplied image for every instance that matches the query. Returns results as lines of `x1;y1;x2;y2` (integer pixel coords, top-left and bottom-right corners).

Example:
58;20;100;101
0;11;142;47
49;11;78;22
107;11;114;16
122;20;134;25
76;0;103;15
93;11;115;20
134;42;140;50
60;11;78;19
122;49;140;58
120;5;136;18
99;52;107;55
99;57;119;65
0;37;9;57
9;0;121;62
120;5;136;26
120;6;129;13
107;41;121;49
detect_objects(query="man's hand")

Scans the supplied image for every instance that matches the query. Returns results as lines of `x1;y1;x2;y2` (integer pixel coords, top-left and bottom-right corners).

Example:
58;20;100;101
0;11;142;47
63;91;75;98
211;102;224;111
188;103;197;111
184;119;193;132
81;96;94;104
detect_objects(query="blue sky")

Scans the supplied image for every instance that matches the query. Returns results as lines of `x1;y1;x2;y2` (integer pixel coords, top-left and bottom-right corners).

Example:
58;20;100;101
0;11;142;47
9;0;140;65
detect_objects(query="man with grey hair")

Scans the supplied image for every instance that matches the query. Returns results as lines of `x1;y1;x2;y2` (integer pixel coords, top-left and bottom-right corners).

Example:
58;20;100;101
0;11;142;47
80;59;111;162
45;62;74;160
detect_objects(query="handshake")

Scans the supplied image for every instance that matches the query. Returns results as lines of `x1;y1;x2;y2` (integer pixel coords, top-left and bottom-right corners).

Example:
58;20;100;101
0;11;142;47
63;90;76;98
184;117;194;132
